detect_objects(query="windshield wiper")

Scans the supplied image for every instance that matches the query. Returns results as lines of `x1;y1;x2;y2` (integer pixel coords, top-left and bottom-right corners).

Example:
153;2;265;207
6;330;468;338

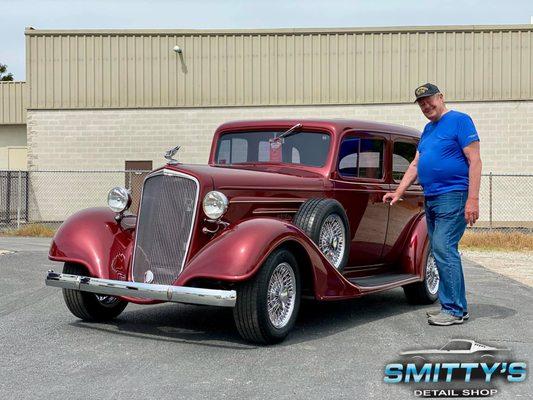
276;123;303;139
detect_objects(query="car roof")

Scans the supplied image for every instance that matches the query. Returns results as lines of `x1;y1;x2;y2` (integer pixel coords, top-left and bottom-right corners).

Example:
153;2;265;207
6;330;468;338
215;118;421;138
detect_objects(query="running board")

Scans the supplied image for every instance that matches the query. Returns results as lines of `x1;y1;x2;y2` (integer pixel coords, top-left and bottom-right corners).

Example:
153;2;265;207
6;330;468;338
348;273;418;288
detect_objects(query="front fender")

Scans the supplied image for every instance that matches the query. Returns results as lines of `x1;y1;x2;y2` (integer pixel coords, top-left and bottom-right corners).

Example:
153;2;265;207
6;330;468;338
49;207;135;281
176;217;363;300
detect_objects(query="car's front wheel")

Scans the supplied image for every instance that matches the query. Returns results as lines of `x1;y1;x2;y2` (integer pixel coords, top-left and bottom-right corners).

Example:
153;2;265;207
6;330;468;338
62;263;128;321
233;248;300;344
403;248;439;304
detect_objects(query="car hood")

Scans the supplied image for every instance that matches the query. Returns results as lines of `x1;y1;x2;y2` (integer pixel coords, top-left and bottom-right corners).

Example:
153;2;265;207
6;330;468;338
165;164;327;191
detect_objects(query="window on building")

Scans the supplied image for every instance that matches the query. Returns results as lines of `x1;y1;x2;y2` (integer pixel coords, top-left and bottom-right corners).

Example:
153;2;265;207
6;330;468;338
338;137;384;179
393;141;417;182
217;137;248;164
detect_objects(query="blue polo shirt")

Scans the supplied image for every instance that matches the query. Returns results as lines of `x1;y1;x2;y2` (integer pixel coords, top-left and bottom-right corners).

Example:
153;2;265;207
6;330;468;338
417;110;480;197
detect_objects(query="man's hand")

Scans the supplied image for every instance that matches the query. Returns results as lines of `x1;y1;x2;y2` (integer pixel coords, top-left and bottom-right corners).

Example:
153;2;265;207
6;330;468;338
465;197;479;226
383;192;403;206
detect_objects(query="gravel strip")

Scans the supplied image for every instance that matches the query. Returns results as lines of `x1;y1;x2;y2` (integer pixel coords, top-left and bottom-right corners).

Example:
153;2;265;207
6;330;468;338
461;249;533;287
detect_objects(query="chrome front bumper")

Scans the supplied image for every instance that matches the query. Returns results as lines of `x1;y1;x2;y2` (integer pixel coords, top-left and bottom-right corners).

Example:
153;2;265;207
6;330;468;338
45;271;236;307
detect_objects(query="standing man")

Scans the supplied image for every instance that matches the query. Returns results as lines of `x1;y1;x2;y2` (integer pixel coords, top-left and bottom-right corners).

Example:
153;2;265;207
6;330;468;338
383;83;482;326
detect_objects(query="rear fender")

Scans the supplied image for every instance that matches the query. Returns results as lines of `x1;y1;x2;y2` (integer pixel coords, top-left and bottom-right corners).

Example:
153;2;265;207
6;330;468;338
49;207;135;281
177;217;363;300
399;214;429;278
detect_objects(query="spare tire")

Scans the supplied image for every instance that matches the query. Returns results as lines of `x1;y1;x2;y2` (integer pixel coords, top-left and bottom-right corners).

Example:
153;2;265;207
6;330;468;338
293;198;350;272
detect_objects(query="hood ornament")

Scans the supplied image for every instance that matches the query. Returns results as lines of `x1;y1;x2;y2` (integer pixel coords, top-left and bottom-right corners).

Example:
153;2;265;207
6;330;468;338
165;145;181;165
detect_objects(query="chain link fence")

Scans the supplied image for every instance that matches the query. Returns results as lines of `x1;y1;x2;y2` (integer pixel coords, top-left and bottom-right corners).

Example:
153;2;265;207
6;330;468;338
475;174;533;233
0;170;149;231
1;171;532;233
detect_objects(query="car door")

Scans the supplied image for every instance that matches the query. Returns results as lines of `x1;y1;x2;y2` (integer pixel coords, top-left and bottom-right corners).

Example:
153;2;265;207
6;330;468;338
382;136;425;264
332;131;390;267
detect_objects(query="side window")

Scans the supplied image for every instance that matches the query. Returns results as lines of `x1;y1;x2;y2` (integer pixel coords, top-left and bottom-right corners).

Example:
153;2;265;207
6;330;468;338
338;137;359;177
338;137;384;179
393;141;417;181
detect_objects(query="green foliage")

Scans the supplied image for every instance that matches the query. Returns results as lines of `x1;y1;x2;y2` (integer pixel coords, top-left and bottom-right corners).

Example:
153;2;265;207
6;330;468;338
0;63;14;81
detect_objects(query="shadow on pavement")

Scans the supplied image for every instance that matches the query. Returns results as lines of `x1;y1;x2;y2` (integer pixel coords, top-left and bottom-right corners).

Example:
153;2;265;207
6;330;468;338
69;288;517;349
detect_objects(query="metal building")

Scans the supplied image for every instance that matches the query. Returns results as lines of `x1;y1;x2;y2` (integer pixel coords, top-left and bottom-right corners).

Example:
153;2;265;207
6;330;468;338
0;24;532;227
1;24;531;170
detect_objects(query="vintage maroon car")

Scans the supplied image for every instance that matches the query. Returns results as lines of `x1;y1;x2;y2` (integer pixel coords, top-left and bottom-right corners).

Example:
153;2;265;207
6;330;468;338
46;119;439;344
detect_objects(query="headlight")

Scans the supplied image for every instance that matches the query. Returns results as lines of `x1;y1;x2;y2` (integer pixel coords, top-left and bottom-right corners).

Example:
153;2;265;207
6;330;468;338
107;187;132;213
202;191;228;220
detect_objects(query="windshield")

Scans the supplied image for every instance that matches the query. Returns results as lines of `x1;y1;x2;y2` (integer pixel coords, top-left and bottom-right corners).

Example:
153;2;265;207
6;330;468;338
215;131;331;167
440;341;472;351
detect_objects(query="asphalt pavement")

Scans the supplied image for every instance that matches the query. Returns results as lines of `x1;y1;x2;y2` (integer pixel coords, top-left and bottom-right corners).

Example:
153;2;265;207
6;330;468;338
0;237;531;400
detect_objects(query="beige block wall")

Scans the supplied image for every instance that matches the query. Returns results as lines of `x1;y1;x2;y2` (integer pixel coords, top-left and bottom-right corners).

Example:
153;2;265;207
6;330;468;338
25;101;533;222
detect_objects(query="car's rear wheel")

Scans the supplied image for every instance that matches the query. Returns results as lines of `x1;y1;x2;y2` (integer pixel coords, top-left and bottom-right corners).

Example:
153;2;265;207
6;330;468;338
233;248;300;344
293;198;349;272
403;248;439;304
62;263;128;321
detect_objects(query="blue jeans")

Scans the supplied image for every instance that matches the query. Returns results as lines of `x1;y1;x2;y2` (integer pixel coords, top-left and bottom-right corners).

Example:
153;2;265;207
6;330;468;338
424;190;468;317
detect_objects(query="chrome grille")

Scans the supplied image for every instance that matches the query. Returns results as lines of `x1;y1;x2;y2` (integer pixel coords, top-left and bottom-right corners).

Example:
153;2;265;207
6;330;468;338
132;170;199;285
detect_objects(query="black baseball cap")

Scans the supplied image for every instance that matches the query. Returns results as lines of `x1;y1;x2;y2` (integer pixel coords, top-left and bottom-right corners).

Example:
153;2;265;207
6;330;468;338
414;83;441;102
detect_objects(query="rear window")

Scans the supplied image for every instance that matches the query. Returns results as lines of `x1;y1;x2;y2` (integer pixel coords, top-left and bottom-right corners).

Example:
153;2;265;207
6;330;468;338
393;141;417;181
215;131;331;167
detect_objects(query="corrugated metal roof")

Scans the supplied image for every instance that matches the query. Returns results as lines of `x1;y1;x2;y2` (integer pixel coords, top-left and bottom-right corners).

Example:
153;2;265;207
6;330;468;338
24;25;533;34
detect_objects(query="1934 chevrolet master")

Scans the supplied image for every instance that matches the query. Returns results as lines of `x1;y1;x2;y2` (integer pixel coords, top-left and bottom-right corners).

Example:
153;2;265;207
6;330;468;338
46;119;439;344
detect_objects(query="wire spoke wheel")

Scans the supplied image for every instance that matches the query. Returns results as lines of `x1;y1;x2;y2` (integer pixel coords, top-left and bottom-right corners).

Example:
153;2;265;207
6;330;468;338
267;262;296;329
233;248;300;344
402;246;439;305
293;198;350;273
318;214;346;270
425;252;439;295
